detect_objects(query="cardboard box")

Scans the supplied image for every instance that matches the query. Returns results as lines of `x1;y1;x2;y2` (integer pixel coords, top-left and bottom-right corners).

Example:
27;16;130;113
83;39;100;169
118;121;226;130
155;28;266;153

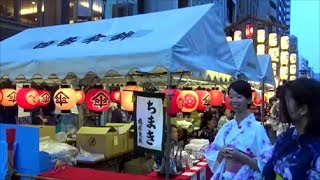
105;123;134;153
24;125;56;140
76;126;123;158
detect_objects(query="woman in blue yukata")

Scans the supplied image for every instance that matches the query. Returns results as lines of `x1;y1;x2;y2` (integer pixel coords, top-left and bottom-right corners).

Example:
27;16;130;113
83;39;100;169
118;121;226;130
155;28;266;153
263;78;320;180
204;80;273;179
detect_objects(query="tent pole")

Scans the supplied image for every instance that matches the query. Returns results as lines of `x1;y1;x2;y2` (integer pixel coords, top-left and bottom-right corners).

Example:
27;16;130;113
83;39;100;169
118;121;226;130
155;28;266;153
165;72;172;180
261;78;265;125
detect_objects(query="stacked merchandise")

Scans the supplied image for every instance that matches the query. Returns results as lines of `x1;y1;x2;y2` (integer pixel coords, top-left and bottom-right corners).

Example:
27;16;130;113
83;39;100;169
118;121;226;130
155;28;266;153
184;139;209;159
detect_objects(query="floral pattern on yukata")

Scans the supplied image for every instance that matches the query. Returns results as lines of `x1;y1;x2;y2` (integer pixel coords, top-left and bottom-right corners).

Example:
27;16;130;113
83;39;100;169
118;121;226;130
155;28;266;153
263;128;320;180
205;114;273;180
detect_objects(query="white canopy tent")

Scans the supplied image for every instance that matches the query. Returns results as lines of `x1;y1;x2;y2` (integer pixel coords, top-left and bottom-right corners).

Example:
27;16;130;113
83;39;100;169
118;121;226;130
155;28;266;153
257;54;275;86
0;4;237;178
228;39;263;82
205;39;263;83
0;4;237;81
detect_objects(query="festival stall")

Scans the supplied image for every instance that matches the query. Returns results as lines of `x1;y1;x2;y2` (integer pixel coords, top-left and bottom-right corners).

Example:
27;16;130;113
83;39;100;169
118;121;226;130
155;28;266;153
0;3;237;180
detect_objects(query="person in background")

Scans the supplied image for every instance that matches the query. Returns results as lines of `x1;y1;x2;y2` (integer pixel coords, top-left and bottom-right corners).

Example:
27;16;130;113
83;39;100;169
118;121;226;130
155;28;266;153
205;80;273;179
270;86;289;136
263;78;320;179
111;103;128;123
177;127;189;148
199;111;218;143
264;124;277;145
217;108;232;131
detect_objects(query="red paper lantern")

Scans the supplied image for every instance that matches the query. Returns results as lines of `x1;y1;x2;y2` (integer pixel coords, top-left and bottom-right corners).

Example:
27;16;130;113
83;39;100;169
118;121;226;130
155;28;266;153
209;90;223;106
252;90;266;106
54;87;77;111
120;82;143;112
1;88;17;107
37;90;51;106
224;96;233;110
0;90;3;103
195;89;210;111
76;90;85;105
17;87;39;110
111;90;121;103
245;23;254;38
163;88;182;115
86;88;111;112
177;89;199;113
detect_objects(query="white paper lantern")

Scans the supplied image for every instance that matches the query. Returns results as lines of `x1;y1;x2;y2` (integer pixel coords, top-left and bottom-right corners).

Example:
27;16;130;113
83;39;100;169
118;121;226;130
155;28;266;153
269;47;280;62
234;30;242;41
272;63;277;71
280;51;289;66
290;65;296;75
257;29;265;43
280;66;288;80
290;53;297;63
281;36;290;50
269;33;278;47
257;44;265;55
290;76;296;81
226;36;232;42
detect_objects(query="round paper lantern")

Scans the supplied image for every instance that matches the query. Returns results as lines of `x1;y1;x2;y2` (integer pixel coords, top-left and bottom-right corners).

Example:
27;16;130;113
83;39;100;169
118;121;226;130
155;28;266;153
257;29;265;43
1;88;17;107
234;30;242;41
76;90;85;105
53;87;77;111
163;88;181;115
269;33;278;47
280;36;289;50
0;90;3;103
290;53;297;63
120;82;143;112
37;90;51;106
195;89;210;111
209;89;223;106
16;87;39;110
245;23;254;38
252;90;266;106
111;90;121;103
86;88;111;112
257;44;265;55
224;96;232;111
226;36;232;42
176;89;198;113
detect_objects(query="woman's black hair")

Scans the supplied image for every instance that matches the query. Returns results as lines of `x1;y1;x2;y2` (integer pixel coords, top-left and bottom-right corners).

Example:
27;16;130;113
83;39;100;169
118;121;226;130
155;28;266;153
279;78;320;136
228;80;252;108
200;111;216;129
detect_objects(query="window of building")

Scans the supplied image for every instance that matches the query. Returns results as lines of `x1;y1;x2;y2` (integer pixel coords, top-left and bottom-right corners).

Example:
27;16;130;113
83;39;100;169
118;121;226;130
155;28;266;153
178;0;188;8
138;0;144;14
0;0;14;19
20;0;39;25
92;0;103;20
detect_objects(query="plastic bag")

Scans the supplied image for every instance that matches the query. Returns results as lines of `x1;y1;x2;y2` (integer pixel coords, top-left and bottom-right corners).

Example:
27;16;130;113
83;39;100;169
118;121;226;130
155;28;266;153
40;140;79;166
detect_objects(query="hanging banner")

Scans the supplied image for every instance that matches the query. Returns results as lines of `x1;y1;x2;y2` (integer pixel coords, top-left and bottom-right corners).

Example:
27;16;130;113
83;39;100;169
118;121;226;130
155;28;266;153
133;91;165;155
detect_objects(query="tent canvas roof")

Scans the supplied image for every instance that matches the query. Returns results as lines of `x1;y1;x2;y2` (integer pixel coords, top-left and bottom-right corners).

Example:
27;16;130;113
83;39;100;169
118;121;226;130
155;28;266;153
0;4;236;81
257;54;275;86
228;39;263;82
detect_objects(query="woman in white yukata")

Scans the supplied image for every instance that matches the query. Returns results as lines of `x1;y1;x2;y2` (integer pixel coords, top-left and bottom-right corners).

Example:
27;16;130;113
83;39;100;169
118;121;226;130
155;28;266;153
205;80;273;180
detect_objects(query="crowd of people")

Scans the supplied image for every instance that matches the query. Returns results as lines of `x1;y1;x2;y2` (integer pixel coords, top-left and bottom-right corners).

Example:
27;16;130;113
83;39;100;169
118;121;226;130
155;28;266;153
200;78;320;180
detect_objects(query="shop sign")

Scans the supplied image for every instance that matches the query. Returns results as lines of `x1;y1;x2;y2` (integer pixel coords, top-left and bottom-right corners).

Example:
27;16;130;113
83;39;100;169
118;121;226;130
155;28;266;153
134;92;165;155
33;31;135;49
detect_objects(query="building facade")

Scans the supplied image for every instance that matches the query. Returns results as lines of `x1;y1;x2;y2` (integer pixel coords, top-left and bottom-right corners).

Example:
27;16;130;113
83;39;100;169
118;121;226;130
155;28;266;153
0;0;106;40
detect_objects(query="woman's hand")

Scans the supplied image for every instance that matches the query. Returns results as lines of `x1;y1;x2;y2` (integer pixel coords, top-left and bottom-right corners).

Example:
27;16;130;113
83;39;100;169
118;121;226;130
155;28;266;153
225;148;259;170
224;148;245;160
217;147;233;162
